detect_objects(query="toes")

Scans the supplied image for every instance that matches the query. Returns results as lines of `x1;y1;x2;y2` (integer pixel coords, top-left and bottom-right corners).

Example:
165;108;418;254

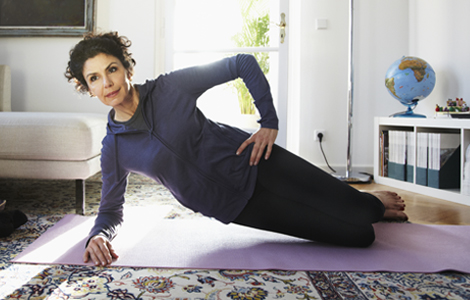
369;191;406;212
394;203;406;211
383;209;408;221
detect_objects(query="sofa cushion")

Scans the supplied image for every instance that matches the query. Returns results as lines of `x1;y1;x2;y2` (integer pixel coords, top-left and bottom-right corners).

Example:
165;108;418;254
0;112;107;161
0;155;101;180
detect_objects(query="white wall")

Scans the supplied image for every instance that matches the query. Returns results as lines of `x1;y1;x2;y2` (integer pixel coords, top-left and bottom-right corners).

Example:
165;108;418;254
409;0;470;115
293;0;409;172
1;0;468;172
293;0;470;172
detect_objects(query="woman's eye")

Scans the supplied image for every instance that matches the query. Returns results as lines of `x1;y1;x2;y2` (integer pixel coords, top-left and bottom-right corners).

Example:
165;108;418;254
90;76;98;82
109;66;117;73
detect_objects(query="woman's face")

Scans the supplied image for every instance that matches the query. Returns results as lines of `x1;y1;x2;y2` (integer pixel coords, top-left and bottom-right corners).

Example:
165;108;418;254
82;53;132;108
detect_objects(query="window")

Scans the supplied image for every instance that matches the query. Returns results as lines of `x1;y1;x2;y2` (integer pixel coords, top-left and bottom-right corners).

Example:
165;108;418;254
163;0;288;146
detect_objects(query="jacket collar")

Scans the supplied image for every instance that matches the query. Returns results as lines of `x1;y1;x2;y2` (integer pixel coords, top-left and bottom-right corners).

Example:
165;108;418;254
106;83;149;136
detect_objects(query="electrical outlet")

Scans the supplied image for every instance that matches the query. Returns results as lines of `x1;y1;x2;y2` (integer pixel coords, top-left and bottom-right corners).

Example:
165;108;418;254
314;129;325;141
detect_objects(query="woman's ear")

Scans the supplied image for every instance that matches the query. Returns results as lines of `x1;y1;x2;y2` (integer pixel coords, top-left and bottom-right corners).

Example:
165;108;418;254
127;69;134;81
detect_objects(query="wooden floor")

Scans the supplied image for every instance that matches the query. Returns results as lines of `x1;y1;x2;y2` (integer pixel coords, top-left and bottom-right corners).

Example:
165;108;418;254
350;182;470;225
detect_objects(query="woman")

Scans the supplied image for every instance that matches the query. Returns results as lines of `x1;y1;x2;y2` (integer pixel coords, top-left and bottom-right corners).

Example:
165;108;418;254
65;32;407;267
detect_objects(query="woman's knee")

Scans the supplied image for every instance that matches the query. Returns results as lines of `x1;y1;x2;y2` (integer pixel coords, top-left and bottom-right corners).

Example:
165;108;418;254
342;226;376;247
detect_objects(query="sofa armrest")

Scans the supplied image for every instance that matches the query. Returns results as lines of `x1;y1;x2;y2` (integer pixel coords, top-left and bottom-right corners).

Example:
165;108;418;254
0;65;12;112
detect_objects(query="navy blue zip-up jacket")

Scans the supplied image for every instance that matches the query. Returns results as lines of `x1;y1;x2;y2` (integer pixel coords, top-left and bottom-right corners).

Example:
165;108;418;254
89;54;279;242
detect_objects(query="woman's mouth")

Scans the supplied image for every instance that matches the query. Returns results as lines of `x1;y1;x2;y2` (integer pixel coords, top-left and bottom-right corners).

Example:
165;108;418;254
105;89;120;98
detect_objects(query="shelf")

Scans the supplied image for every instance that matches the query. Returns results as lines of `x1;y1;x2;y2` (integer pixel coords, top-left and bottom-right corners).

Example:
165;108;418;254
374;117;470;207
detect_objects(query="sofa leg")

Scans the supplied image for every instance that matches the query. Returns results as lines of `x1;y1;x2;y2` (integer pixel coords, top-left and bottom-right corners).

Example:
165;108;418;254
75;179;85;215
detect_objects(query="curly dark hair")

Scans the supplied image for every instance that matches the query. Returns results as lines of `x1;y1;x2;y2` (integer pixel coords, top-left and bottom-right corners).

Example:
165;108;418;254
65;31;136;94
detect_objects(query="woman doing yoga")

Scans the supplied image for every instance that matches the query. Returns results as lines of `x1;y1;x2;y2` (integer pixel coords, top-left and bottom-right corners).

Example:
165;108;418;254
65;32;407;267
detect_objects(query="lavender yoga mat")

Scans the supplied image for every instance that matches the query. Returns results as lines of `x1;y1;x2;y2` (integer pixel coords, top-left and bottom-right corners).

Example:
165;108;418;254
12;208;470;273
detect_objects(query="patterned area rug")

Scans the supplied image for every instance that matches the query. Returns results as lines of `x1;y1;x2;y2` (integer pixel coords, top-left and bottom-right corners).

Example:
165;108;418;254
1;174;469;299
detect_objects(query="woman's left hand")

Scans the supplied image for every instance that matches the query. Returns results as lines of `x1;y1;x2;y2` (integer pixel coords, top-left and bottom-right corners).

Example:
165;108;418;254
236;128;278;166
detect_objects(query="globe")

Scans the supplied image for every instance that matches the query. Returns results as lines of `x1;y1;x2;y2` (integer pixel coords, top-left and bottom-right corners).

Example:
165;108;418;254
385;56;436;118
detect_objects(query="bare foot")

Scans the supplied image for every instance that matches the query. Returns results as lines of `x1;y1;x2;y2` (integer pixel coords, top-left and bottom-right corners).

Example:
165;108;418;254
369;191;408;221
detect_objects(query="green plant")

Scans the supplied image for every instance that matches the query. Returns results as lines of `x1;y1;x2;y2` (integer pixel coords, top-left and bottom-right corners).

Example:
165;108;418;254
230;0;270;115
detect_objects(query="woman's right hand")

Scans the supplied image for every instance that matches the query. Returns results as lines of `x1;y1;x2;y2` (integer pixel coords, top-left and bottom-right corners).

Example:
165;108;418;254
83;235;119;266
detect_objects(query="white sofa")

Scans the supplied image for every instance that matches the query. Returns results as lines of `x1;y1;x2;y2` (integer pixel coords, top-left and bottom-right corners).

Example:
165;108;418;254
0;65;108;214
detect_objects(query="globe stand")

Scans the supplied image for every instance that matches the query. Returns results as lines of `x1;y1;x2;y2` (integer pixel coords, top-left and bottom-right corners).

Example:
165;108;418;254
390;101;426;118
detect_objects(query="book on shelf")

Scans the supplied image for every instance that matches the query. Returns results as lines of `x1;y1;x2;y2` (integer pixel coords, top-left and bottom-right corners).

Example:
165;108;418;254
379;130;389;177
380;129;461;189
462;145;470;195
416;132;428;186
427;132;460;189
388;130;407;181
384;130;415;182
406;131;415;183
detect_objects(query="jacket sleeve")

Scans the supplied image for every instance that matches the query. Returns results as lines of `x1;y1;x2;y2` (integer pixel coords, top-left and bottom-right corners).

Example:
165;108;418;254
87;138;129;244
169;54;279;130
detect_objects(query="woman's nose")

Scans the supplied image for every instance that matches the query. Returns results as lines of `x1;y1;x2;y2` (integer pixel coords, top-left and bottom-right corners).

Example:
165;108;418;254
103;75;113;87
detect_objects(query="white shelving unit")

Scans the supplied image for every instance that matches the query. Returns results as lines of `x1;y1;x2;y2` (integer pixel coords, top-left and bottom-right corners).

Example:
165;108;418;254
374;117;470;206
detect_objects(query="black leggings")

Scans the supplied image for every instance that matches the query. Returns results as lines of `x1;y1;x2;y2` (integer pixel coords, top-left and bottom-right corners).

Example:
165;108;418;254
233;145;385;247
